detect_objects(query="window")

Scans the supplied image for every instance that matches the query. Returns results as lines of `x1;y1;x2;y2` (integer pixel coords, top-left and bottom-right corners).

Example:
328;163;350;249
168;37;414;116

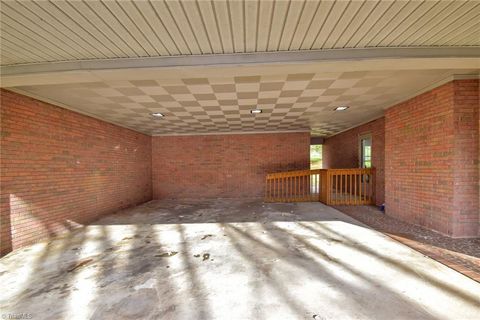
359;135;372;168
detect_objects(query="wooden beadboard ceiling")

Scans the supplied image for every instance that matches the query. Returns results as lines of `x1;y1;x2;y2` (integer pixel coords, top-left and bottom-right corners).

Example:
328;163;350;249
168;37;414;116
1;0;479;66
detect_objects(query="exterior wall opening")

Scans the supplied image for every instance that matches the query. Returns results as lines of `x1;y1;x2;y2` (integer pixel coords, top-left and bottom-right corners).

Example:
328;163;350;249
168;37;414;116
359;134;372;168
310;144;322;169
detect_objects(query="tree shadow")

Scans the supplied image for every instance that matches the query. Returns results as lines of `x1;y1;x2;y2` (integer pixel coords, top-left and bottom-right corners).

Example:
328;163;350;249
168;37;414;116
335;205;480;259
226;222;439;319
2;199;479;319
311;222;480;308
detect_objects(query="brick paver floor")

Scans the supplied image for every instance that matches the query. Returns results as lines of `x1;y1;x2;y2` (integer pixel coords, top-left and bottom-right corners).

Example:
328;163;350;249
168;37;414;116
334;205;480;283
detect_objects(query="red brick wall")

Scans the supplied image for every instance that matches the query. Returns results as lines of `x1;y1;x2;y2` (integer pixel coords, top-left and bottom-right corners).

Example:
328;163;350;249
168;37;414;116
322;117;385;205
0;90;152;255
385;80;479;237
452;80;479;237
152;132;310;199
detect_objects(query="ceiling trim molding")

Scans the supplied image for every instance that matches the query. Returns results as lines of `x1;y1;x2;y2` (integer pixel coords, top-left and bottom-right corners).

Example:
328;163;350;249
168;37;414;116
2;46;480;77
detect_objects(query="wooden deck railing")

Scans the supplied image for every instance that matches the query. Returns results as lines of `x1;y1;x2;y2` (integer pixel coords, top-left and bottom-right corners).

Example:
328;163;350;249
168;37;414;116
265;168;375;205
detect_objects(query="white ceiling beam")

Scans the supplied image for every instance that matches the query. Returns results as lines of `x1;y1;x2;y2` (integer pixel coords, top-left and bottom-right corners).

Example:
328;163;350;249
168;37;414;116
1;47;479;87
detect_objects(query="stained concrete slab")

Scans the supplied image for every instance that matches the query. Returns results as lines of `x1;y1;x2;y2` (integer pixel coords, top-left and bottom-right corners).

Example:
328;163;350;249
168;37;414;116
1;199;479;320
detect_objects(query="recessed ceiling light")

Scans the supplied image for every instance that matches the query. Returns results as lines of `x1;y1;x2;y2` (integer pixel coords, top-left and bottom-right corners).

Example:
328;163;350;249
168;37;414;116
151;112;164;118
250;109;262;114
334;106;349;111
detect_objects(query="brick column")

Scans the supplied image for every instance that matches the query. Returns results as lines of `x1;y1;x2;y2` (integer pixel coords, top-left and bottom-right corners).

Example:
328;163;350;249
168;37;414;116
385;79;479;238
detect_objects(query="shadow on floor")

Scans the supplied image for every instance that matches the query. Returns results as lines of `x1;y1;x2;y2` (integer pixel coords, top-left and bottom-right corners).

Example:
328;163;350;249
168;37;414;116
334;205;480;259
1;199;479;319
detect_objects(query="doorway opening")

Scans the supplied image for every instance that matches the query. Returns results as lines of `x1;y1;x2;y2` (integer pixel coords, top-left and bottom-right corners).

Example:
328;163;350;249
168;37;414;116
359;135;372;168
310;144;322;169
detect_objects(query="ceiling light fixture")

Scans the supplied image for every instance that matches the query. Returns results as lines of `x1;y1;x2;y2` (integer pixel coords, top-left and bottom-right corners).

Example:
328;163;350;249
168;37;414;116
250;108;262;114
151;112;164;118
334;106;349;111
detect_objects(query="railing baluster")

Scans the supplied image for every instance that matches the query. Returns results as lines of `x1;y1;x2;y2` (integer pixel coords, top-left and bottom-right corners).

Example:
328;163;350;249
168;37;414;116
349;173;352;205
264;168;374;204
353;173;357;205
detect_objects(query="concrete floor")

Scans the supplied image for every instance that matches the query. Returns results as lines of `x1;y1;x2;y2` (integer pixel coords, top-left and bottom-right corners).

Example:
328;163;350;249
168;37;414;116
1;199;479;320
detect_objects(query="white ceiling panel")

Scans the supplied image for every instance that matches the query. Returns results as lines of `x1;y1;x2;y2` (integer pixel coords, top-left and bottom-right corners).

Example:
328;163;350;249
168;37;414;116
10;68;478;137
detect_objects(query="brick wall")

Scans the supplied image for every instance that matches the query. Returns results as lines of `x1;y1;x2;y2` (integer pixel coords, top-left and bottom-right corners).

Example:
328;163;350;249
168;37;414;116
322;117;385;205
152;132;310;199
0;90;152;255
451;80;479;237
385;80;479;237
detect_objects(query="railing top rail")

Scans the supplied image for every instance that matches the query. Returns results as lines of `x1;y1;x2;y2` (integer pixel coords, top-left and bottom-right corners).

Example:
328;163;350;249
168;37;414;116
266;169;325;179
327;168;375;174
266;167;374;179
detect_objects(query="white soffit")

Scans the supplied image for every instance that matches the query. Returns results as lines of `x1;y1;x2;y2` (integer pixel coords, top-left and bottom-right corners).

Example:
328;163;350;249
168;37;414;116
1;0;479;66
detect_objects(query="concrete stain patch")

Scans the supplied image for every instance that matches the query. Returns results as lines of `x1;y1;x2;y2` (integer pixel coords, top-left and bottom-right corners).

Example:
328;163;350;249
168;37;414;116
91;288;157;320
155;251;178;258
133;278;156;291
66;258;93;272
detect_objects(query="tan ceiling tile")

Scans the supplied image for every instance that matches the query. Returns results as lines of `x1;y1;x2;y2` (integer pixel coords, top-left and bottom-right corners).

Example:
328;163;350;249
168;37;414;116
258;98;278;104
234;76;261;83
110;96;132;103
302;89;326;97
218;99;238;105
130;95;156;103
152;95;175;102
297;96;318;102
182;78;209;85
198;100;220;106
282;81;310;90
139;86;168;95
286;73;315;81
92;88;123;97
188;85;214;94
236;83;260;92
172;94;196;101
307;80;335;89
280;90;303;97
323;88;348;96
238;99;257;106
130;80;159;87
277;97;297;104
330;79;361;89
211;84;236;93
179;100;201;107
117;87;145;96
259;82;284;91
215;92;237;100
258;91;281;98
164;86;190;94
194;93;216;100
237;92;258;99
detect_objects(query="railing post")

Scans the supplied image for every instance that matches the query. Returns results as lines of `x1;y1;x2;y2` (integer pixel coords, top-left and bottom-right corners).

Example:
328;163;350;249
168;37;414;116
371;167;376;205
326;170;331;205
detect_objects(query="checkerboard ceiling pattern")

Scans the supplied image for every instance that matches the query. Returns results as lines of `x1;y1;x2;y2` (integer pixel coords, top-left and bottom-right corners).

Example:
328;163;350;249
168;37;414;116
17;70;455;136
